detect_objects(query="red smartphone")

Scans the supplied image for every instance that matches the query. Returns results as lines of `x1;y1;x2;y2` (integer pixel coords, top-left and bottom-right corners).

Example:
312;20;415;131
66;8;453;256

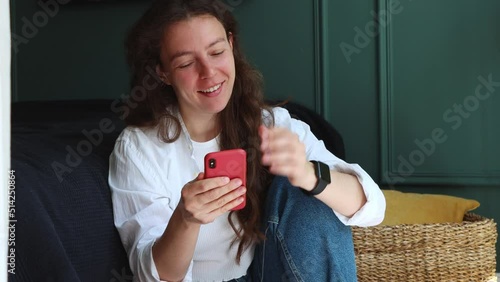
204;149;247;211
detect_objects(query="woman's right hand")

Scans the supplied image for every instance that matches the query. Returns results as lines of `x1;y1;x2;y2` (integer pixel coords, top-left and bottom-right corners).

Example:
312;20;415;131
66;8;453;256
177;173;246;225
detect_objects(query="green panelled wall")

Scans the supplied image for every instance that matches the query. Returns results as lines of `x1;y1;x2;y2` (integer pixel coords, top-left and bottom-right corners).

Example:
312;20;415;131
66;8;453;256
381;0;500;186
232;0;317;110
11;0;499;272
327;0;499;271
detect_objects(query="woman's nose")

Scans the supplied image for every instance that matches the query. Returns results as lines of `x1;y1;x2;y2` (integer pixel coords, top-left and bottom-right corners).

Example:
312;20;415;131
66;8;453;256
199;60;216;79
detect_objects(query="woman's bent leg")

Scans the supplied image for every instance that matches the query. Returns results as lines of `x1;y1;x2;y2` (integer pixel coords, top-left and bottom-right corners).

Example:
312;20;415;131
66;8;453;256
248;176;357;282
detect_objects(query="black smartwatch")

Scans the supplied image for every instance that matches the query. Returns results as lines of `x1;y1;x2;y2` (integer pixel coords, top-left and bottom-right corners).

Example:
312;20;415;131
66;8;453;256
307;161;331;196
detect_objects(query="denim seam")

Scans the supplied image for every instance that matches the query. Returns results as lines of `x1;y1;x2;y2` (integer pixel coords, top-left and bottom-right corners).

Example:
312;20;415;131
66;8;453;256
275;228;304;282
268;216;279;224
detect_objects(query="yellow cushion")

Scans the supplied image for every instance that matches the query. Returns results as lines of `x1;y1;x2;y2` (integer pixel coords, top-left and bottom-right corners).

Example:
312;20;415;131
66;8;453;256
381;190;480;226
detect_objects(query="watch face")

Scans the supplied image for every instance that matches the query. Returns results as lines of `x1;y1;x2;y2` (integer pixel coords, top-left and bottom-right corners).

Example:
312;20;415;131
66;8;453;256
309;161;331;195
318;161;331;184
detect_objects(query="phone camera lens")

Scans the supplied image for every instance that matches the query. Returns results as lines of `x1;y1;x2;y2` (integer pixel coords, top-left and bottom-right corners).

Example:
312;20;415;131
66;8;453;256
209;158;216;168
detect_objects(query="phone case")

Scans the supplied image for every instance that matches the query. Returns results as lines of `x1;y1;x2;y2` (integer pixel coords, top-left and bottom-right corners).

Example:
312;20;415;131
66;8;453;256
204;149;247;211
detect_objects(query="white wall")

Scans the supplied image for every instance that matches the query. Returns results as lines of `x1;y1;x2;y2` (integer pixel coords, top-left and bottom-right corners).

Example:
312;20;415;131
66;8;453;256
1;0;11;280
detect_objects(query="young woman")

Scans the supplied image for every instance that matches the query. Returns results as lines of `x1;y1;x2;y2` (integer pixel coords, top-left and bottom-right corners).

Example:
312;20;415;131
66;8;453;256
109;0;386;281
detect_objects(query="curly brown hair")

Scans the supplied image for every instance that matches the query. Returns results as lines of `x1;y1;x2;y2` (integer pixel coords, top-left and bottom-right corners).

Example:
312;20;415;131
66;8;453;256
123;0;274;263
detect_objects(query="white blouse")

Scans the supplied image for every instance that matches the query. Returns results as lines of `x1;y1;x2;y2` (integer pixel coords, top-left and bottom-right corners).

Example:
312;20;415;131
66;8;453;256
108;107;386;282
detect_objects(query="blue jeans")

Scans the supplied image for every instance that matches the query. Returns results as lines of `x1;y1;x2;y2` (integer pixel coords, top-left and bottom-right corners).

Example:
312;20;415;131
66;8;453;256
230;176;357;282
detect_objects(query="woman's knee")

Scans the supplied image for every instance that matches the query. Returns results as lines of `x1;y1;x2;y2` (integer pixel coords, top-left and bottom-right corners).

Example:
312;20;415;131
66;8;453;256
262;176;353;248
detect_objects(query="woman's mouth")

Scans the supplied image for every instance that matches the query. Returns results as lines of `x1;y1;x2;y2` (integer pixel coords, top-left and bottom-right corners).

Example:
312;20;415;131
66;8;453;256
199;82;223;97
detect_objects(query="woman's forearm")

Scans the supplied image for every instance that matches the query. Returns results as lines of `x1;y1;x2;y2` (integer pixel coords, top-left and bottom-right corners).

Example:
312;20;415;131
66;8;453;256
317;171;367;217
300;163;367;217
152;207;200;282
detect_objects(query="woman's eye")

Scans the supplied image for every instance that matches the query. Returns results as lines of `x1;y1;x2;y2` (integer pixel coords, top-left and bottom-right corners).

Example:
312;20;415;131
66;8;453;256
212;50;225;56
178;62;193;69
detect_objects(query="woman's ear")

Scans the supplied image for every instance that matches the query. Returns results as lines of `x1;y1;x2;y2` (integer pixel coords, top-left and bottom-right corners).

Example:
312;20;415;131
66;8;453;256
156;65;171;85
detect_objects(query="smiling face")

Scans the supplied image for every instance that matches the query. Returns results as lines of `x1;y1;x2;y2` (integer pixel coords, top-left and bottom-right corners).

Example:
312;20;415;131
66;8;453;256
157;15;236;122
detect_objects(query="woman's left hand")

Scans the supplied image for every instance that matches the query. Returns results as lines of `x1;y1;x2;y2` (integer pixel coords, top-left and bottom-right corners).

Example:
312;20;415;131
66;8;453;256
259;125;315;189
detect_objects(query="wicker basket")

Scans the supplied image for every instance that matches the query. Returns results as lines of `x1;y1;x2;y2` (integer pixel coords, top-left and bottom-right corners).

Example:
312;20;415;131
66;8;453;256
352;213;498;282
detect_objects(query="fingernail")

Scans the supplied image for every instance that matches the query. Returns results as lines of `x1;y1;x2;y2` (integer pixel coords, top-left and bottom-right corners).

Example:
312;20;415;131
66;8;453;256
223;177;230;183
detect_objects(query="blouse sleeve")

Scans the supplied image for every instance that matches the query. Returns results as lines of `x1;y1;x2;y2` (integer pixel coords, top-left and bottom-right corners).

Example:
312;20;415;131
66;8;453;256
273;107;386;227
108;131;193;282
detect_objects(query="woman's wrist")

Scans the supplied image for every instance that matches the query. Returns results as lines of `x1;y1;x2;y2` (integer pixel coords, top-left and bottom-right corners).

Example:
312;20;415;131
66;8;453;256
296;161;318;192
174;204;202;228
